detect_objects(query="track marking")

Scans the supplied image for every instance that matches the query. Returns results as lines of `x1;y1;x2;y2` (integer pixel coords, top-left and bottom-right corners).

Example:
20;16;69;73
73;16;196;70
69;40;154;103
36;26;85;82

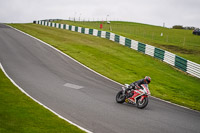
64;83;83;89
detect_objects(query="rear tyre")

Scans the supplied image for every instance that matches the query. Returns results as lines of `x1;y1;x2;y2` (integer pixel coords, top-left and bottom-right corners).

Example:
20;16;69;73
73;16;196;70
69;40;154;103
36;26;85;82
116;91;126;103
136;97;148;109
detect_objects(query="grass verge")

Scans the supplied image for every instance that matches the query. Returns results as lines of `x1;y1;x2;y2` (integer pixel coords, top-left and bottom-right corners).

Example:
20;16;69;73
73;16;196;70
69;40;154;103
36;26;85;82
7;23;200;111
0;67;85;132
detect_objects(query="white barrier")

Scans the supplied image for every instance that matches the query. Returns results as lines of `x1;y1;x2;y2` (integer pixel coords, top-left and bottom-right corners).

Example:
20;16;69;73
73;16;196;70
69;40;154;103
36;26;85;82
145;44;155;57
110;33;115;41
164;51;176;66
119;36;125;45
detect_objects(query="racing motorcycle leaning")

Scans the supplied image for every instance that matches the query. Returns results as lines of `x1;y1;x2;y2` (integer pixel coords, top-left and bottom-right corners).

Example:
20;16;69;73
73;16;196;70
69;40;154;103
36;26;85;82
116;84;151;109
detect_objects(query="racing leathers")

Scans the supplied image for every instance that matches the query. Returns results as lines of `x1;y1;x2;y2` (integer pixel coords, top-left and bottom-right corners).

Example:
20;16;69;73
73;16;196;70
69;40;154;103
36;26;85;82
129;79;147;89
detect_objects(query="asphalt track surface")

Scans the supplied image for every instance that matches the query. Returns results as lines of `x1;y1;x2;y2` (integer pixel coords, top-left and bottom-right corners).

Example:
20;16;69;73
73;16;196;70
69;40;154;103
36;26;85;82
0;24;200;133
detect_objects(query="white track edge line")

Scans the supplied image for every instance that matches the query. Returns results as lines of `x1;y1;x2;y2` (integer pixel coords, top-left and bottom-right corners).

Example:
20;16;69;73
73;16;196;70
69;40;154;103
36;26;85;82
0;63;92;133
7;25;199;115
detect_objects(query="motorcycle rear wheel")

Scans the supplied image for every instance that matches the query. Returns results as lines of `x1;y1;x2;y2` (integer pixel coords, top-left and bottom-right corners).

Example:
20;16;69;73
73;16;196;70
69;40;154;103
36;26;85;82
136;97;149;109
116;90;126;103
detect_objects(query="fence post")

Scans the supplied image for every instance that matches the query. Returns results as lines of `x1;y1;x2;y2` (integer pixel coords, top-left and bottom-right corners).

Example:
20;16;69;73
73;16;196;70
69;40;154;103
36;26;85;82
183;37;185;46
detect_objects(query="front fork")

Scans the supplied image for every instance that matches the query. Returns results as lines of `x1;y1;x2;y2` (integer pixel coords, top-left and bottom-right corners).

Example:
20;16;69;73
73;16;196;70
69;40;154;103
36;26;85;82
122;86;126;95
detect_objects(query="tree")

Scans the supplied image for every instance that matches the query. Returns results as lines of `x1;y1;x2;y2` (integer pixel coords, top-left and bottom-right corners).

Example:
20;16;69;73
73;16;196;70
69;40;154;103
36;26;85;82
172;25;184;29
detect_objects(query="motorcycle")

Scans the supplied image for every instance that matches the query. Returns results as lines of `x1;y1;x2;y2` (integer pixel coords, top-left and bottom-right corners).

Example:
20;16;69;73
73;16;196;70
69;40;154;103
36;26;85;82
116;84;151;109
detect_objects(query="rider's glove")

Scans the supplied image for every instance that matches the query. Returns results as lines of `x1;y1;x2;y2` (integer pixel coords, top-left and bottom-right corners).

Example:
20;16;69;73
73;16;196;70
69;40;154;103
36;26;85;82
129;85;133;89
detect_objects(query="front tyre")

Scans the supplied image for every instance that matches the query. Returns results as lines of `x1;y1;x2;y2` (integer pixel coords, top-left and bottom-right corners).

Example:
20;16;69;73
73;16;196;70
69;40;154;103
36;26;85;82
136;96;149;109
116;90;126;103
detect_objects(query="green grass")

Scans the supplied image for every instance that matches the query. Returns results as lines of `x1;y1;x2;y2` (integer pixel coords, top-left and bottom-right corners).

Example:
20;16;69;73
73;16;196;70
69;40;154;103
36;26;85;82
0;68;85;132
55;20;200;64
8;23;200;112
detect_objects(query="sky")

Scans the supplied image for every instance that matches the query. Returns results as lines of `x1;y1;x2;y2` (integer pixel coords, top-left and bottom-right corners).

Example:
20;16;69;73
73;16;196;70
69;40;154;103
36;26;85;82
1;0;200;28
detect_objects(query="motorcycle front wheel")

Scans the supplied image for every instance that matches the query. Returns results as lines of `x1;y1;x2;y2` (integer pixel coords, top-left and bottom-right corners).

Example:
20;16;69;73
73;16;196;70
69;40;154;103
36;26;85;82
136;96;149;109
116;90;126;103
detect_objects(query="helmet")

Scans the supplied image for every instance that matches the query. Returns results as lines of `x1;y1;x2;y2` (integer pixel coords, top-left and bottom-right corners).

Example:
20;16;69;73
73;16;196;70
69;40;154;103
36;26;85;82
144;76;151;84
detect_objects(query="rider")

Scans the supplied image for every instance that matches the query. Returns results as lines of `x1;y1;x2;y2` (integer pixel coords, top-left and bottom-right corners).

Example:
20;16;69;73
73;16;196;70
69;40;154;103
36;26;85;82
127;76;151;103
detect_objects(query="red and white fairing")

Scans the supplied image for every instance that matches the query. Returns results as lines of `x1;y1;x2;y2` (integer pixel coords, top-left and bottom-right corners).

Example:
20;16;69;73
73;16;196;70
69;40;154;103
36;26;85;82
141;84;151;95
132;84;150;101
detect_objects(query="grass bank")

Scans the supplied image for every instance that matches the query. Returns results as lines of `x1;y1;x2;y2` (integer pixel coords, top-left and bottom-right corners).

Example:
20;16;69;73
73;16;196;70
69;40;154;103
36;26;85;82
55;20;200;64
8;23;200;112
0;67;85;132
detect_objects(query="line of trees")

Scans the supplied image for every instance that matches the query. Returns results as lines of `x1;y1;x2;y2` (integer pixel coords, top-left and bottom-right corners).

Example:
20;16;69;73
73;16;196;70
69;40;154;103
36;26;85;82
172;25;197;30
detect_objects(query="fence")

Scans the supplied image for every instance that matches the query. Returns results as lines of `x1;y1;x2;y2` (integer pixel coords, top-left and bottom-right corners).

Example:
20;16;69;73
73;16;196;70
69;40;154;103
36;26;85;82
35;20;200;79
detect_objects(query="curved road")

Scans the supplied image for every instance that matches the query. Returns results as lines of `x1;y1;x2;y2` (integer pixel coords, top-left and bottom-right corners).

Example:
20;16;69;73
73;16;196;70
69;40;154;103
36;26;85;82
0;24;200;133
